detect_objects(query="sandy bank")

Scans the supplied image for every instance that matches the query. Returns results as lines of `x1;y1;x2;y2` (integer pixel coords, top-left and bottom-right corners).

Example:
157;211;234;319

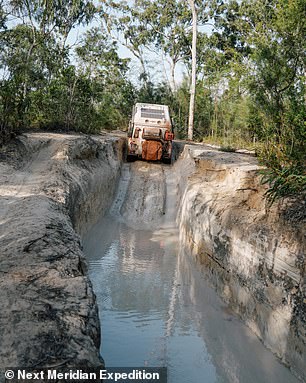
175;145;305;380
0;133;124;378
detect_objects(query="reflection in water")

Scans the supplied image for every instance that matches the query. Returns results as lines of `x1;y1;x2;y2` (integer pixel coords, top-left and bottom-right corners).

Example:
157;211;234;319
83;168;299;383
84;220;173;368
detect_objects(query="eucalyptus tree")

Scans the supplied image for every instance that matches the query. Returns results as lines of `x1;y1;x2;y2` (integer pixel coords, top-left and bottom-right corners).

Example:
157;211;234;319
99;0;153;85
186;0;197;140
76;27;130;78
0;0;96;132
123;0;191;91
246;0;306;199
212;0;306;199
74;27;135;130
99;0;217;139
6;0;96;47
143;0;212;139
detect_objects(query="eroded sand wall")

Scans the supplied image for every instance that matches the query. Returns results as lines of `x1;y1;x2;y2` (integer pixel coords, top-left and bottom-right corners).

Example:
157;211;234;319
174;144;305;380
0;133;124;379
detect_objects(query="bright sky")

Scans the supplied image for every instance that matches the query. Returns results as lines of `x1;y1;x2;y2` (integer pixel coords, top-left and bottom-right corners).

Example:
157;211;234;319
67;20;213;88
3;4;213;87
67;22;187;86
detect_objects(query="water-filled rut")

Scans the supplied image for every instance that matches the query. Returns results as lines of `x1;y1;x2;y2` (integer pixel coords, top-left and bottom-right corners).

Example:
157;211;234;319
83;162;299;383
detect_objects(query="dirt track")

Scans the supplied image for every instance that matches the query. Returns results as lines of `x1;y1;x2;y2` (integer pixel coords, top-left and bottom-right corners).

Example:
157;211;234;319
0;134;172;375
0;133;304;381
116;162;167;229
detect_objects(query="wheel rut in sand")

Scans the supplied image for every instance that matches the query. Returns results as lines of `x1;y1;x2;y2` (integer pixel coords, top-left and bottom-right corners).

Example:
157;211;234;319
112;161;167;230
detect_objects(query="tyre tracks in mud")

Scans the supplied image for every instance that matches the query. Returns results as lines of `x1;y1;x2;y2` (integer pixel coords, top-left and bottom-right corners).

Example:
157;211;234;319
112;161;168;230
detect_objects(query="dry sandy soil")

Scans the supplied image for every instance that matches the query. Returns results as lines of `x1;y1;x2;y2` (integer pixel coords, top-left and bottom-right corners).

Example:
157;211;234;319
175;144;305;380
0;132;124;378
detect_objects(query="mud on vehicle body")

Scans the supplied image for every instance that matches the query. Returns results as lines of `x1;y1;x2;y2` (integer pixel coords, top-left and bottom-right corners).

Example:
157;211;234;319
127;103;174;163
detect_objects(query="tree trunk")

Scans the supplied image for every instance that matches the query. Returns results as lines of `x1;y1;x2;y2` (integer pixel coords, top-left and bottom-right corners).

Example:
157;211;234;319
170;59;176;92
187;0;197;141
141;60;150;89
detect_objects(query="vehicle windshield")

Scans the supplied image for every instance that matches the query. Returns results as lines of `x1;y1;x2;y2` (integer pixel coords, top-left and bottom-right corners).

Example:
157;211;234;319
141;108;165;119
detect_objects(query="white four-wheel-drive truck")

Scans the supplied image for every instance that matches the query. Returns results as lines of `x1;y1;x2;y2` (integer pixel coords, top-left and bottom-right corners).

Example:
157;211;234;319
126;103;174;163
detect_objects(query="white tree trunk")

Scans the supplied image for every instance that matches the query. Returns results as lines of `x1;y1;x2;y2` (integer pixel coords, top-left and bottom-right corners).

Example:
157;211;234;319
170;58;177;92
187;0;197;141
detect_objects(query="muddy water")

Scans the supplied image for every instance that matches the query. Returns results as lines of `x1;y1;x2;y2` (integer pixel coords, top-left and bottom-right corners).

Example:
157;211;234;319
83;163;299;383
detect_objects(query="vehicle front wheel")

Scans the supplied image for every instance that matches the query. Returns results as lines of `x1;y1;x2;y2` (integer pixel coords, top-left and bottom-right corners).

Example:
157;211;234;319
126;154;136;162
162;156;172;164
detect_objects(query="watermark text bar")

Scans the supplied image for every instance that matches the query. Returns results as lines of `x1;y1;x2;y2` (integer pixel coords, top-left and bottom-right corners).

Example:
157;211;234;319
4;368;167;383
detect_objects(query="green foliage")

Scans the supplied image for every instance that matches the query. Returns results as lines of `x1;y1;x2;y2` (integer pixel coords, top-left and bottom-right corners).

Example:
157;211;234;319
219;146;237;153
200;0;306;201
261;167;306;204
0;0;305;204
247;0;306;202
0;4;135;144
